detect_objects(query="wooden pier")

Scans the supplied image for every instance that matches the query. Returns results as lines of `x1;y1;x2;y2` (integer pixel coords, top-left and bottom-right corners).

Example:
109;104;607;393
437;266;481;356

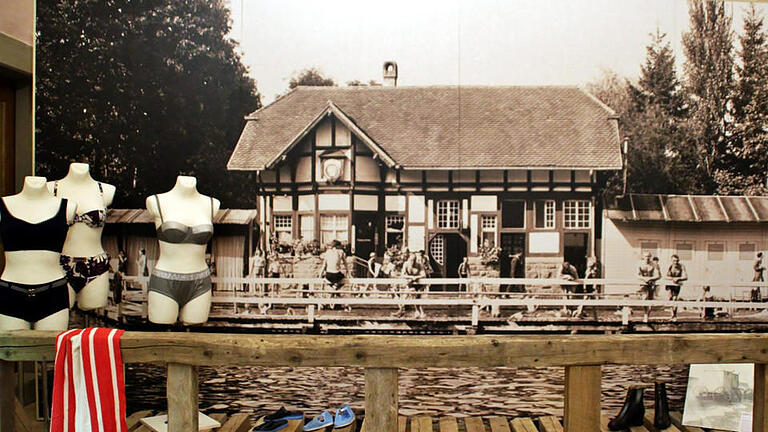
100;276;768;334
3;332;768;432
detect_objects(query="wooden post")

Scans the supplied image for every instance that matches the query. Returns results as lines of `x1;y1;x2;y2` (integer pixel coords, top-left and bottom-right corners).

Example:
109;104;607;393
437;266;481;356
365;368;398;432
563;365;601;432
1;360;15;432
755;363;768;432
167;363;198;432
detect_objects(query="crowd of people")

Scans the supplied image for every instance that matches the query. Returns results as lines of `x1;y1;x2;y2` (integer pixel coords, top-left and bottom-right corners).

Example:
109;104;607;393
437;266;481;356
241;241;765;321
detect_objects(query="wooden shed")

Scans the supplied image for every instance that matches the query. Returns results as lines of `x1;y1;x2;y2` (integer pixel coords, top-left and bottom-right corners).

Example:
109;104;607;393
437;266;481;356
103;209;259;291
602;194;768;298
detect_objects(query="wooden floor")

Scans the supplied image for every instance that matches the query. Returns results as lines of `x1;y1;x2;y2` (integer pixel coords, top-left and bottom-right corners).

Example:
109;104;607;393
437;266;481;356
116;410;734;432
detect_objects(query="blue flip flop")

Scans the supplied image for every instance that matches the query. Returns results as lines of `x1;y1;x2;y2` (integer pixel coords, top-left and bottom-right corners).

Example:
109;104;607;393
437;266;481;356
334;405;355;428
304;410;333;431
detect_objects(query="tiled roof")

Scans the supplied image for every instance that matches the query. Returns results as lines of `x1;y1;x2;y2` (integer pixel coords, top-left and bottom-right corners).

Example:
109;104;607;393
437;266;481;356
605;194;768;223
227;86;622;170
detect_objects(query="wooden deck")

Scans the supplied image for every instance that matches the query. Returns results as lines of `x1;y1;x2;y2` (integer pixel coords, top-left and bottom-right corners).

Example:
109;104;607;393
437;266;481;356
114;410;735;432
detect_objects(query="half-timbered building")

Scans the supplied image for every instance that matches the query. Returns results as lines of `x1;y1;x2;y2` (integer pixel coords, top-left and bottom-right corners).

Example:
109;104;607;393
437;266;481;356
228;63;622;278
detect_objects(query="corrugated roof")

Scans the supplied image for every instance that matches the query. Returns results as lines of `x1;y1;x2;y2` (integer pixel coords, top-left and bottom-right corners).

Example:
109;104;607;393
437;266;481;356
106;209;258;225
227;86;622;171
606;194;768;223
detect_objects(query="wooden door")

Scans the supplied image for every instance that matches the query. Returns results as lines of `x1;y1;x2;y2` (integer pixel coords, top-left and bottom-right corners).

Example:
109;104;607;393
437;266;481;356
0;79;14;196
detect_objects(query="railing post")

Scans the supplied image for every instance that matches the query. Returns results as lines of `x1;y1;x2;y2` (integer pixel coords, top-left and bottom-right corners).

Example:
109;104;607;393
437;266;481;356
563;365;601;432
365;368;398;432
755;363;768;432
167;363;198;432
0;360;15;432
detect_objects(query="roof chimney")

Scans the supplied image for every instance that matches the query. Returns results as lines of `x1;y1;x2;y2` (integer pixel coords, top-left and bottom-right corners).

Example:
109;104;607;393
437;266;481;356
383;61;397;87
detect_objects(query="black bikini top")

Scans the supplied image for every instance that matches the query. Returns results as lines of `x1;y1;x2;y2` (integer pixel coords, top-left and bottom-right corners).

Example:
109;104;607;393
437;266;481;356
154;195;214;245
53;181;108;228
0;198;69;252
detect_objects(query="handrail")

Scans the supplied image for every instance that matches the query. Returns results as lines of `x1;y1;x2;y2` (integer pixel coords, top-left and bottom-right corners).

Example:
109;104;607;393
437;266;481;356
0;331;766;367
2;332;768;431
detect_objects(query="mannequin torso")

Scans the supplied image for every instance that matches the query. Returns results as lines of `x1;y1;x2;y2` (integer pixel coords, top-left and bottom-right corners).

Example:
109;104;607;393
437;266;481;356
145;176;220;325
0;176;76;330
48;163;116;310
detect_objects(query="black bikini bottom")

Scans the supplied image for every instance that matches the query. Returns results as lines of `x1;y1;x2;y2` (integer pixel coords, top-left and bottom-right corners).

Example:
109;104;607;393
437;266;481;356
0;278;70;322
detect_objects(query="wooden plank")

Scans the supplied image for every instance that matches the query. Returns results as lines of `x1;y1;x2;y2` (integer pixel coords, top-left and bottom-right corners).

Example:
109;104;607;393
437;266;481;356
126;410;154;430
564;365;601;432
439;416;459;432
399;416;407;432
208;412;227;431
669;412;705;432
465;417;487;432
629;425;650;432
4;331;768;367
1;360;15;432
643;409;680;432
334;417;356;432
411;416;433;432
756;363;768;432
489;416;511;432
600;414;612;432
167;363;198;432
537;416;563;432
365;368;398;432
510;418;537;432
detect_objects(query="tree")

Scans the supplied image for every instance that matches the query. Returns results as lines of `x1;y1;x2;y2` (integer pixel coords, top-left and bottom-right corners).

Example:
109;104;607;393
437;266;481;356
36;0;260;208
288;67;336;89
637;29;687;119
682;0;735;193
720;4;768;194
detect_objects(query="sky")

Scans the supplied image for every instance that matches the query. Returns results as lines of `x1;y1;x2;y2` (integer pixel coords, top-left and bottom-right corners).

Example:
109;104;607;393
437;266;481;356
225;0;768;104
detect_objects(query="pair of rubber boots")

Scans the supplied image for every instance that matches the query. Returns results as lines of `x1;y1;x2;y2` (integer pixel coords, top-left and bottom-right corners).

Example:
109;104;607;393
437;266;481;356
608;381;670;430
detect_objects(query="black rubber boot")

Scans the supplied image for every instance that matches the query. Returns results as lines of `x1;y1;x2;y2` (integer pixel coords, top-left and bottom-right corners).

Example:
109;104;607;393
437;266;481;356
608;386;645;430
654;381;671;429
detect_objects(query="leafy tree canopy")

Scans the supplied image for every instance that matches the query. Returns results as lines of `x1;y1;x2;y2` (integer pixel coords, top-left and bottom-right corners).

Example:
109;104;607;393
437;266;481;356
288;67;336;89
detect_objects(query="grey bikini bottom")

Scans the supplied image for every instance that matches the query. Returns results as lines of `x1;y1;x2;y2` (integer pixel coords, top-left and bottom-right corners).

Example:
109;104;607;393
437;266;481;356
148;268;212;307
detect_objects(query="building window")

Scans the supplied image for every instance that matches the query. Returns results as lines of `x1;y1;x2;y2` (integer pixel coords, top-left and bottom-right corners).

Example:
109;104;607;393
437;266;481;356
501;200;525;228
535;200;555;229
480;215;497;248
385;215;404;248
675;242;693;261
564;200;591;229
274;215;292;243
429;234;444;265
320;215;348;245
707;243;724;261
740;243;756;261
640;241;659;258
437;200;460;229
300;215;315;241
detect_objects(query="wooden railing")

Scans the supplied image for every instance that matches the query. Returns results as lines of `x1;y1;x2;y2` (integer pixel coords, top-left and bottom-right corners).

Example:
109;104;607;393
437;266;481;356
2;332;768;431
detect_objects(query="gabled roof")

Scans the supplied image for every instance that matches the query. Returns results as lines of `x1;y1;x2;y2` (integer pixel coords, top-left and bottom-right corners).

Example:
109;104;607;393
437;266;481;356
605;194;768;223
227;86;622;171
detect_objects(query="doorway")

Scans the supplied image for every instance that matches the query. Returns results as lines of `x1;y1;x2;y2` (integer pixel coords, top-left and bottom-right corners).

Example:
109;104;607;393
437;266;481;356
428;233;466;291
499;233;525;277
353;212;377;260
0;79;14;196
564;233;588;276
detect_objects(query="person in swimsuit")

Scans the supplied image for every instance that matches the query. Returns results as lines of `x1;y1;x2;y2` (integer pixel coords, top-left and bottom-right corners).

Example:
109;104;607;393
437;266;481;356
752;252;764;303
558;261;580;316
665;254;687;321
400;253;426;317
458;256;470;292
638;252;661;322
576;256;600;318
320;240;348;296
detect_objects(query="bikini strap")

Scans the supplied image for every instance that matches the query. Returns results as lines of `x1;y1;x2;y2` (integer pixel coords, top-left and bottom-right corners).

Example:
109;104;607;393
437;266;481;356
154;195;164;224
53;181;59;196
97;182;104;195
210;197;214;219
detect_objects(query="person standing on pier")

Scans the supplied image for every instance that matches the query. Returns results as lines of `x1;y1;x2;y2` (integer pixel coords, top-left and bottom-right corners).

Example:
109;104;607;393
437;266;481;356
638;252;661;322
320;240;348;298
575;256;600;318
558;260;580;316
665;254;687;321
401;252;426;317
267;252;282;297
752;252;764;302
458;256;471;292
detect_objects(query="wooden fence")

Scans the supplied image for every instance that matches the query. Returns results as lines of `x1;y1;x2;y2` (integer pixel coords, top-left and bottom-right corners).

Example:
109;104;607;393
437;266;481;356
2;332;768;431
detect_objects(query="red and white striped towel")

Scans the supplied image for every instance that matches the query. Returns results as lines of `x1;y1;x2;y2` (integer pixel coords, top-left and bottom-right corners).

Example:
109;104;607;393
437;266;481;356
51;328;128;432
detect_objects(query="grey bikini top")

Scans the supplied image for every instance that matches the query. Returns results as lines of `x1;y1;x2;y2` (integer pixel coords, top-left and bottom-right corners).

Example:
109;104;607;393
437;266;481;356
154;195;214;245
